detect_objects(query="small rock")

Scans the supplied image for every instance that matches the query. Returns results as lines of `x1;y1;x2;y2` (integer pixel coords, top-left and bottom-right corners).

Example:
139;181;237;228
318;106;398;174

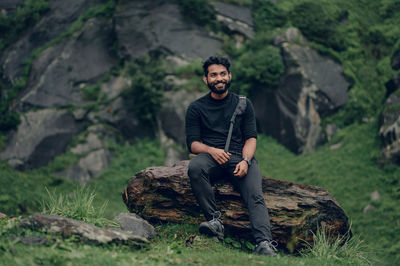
114;213;156;240
0;212;7;219
325;124;337;141
329;142;342;150
363;204;376;213
371;191;380;201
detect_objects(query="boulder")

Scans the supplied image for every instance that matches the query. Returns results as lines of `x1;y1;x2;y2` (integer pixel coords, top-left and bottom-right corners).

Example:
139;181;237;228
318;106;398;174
114;213;156;240
379;90;400;164
1;0;106;82
56;125;113;184
158;90;205;147
0;109;85;170
254;28;350;153
18;17;117;109
20;213;148;248
97;97;155;141
211;2;254;39
158;90;205;166
123;160;350;253
114;0;222;61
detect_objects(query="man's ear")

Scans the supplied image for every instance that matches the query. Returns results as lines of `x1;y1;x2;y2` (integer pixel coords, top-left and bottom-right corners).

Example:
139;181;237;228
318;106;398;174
202;75;208;85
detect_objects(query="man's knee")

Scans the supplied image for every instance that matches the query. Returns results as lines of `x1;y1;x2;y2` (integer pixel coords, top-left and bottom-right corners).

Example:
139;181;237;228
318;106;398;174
188;156;210;180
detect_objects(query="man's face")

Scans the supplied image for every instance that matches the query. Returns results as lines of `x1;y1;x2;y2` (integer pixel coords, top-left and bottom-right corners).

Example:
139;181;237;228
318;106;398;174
203;64;232;95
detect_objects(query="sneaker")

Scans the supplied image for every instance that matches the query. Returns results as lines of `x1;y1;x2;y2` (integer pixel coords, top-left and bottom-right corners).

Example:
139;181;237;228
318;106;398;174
254;240;278;256
199;211;224;241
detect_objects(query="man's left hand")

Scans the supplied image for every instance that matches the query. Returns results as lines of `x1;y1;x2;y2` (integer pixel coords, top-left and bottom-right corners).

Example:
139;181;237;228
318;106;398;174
233;160;248;178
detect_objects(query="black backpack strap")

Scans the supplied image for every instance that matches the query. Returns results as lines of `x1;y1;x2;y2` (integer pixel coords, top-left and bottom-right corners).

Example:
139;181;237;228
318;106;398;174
224;96;247;153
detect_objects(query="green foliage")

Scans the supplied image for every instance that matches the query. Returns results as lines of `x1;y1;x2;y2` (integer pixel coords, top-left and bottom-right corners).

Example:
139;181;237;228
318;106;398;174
41;187;117;228
252;0;287;32
123;55;166;126
231;44;284;96
173;60;207;92
289;2;346;51
301;225;372;265
0;0;50;51
175;0;218;30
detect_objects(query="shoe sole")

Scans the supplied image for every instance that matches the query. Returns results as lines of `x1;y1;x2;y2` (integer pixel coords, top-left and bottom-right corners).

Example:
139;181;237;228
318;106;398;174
199;225;224;241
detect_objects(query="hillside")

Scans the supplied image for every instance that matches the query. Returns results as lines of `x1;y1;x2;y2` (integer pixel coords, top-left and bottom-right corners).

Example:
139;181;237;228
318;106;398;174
1;0;400;265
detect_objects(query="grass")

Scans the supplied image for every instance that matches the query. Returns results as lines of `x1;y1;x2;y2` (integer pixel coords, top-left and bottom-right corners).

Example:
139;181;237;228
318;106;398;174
0;122;394;265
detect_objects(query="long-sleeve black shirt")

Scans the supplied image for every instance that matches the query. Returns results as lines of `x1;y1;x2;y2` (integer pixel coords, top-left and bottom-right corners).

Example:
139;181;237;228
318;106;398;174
185;91;257;156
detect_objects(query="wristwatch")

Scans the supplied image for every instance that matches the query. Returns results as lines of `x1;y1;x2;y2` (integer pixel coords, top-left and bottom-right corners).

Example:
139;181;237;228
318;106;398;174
243;157;251;166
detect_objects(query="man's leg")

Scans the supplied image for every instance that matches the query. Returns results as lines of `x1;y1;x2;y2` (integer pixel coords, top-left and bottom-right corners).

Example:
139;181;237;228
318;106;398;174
188;153;224;239
228;157;272;243
188;153;220;221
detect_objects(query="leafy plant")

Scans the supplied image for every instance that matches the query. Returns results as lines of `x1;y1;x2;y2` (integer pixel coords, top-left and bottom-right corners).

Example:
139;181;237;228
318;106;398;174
252;0;287;32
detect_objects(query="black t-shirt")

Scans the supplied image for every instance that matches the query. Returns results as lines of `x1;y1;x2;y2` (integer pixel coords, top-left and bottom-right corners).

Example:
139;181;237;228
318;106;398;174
185;91;257;156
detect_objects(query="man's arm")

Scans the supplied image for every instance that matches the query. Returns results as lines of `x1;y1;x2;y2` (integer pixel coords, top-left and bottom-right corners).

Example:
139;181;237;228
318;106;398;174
233;138;256;178
191;141;231;165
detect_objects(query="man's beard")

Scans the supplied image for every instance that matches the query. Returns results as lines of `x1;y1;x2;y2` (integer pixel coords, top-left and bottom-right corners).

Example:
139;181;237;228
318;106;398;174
207;80;231;94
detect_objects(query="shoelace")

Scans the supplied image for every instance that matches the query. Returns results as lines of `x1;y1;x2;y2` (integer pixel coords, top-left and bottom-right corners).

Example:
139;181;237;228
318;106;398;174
257;240;278;251
210;211;222;224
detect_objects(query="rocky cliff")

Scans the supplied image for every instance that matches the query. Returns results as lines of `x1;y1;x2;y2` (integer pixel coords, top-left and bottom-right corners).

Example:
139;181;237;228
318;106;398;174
0;0;352;182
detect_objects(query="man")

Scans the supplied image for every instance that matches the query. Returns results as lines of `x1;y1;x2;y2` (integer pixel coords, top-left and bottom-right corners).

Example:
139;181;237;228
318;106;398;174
185;55;277;256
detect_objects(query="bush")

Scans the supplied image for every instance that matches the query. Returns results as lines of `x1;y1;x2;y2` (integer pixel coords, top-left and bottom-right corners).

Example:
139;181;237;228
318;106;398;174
176;0;217;29
231;45;284;96
252;0;287;32
0;0;50;51
290;2;345;51
123;55;166;127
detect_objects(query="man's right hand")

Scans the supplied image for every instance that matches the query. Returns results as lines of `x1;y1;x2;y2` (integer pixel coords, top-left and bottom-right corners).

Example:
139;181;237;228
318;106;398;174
207;147;231;165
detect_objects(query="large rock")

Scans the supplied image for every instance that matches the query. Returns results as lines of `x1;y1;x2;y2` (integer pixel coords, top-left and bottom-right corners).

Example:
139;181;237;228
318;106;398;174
123;161;350;253
56;125;113;184
1;0;106;82
0;109;84;170
97;97;155;141
20;213;148;248
379;90;400;164
18;17;117;109
254;28;350;153
158;90;205;147
211;2;254;39
115;0;222;61
158;90;205;166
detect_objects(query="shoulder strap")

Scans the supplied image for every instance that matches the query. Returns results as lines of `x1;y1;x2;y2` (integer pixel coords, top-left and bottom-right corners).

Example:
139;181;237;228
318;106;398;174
224;96;247;153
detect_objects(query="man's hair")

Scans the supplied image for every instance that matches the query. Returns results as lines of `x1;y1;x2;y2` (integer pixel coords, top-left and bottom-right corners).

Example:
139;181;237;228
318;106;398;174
202;56;231;76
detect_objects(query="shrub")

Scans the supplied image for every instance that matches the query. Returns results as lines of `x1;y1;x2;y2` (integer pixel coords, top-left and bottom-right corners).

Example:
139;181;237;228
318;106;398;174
290;2;345;51
175;0;217;30
252;0;287;32
123;55;166;127
231;45;284;96
0;0;50;51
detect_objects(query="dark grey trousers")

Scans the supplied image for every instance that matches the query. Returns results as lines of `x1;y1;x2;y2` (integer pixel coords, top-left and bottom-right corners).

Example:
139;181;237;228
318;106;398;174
188;153;272;243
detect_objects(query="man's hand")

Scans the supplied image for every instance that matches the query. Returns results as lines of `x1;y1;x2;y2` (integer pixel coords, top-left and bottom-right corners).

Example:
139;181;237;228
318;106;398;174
233;160;248;178
208;147;231;165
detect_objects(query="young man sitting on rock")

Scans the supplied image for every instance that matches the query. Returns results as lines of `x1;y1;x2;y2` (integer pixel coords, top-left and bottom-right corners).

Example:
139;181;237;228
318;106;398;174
185;55;277;256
